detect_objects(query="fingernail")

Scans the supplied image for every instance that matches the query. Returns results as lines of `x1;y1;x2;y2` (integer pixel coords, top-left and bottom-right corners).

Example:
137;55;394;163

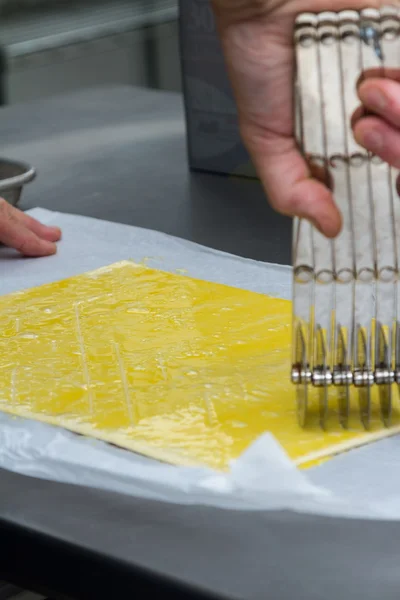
42;241;57;254
355;128;383;152
50;226;62;238
363;89;387;111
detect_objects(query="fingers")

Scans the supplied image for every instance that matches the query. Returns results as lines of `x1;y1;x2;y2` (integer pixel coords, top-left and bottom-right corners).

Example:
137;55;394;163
18;210;62;243
358;77;400;128
353;115;400;168
243;127;342;238
353;77;400;168
0;199;61;257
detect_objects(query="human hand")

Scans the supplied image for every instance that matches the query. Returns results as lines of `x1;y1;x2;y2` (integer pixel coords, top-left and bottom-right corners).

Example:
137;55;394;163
0;198;61;256
211;0;383;238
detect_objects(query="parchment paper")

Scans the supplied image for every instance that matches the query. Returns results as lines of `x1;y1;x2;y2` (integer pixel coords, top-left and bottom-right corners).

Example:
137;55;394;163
1;208;400;521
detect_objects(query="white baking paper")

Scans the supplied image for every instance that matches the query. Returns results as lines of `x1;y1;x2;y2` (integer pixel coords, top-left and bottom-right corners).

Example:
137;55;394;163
1;208;400;521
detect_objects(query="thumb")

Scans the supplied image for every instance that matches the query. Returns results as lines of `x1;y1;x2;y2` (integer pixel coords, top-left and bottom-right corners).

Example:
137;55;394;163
243;128;342;237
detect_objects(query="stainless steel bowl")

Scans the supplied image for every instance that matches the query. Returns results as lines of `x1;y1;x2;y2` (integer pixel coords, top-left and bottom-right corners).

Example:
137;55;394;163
0;158;36;207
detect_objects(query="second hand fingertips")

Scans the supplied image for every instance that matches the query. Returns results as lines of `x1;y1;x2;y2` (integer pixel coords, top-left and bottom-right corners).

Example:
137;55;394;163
32;240;58;257
39;239;58;256
21;239;57;258
43;226;62;242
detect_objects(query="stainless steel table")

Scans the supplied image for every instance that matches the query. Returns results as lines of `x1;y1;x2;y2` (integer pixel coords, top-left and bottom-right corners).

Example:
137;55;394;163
0;85;399;600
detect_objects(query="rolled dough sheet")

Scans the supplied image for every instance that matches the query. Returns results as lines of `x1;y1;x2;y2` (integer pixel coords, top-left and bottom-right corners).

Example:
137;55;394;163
0;260;397;470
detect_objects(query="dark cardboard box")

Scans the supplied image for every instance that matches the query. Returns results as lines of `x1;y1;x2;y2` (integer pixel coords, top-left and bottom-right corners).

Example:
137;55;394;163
179;0;256;178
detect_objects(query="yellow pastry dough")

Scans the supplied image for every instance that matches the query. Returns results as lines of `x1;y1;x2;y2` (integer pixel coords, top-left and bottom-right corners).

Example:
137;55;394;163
0;261;397;470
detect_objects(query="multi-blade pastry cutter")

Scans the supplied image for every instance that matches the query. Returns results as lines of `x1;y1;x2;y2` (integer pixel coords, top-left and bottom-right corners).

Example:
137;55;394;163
292;7;400;429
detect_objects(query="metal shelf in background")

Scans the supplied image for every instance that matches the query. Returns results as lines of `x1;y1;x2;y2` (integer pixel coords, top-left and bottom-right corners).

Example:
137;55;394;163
0;0;181;105
0;45;6;105
0;0;178;57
